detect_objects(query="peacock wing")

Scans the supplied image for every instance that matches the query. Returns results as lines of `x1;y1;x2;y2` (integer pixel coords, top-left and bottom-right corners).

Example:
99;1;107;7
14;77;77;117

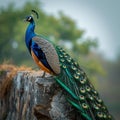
32;36;60;75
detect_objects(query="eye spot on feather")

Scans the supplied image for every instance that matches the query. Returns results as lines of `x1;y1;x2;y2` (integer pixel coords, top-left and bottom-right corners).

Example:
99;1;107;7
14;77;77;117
108;115;112;119
103;114;107;118
80;78;86;84
62;64;66;68
94;90;97;94
80;87;86;94
67;59;71;62
86;85;91;92
76;71;80;75
88;94;93;101
96;97;102;103
59;49;63;52
93;104;99;110
71;62;74;65
79;95;85;100
96;103;102;108
82;103;88;109
71;65;77;70
74;62;78;66
59;55;63;58
92;90;98;95
62;51;66;55
60;58;65;62
102;106;107;110
97;112;103;118
67;58;72;62
74;74;79;79
64;55;69;58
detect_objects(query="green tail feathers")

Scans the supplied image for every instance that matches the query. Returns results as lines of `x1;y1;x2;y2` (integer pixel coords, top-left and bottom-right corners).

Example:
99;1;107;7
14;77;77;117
54;46;113;120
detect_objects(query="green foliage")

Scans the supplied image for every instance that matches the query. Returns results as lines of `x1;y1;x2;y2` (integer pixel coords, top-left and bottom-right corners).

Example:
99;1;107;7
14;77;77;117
56;12;84;41
0;0;105;83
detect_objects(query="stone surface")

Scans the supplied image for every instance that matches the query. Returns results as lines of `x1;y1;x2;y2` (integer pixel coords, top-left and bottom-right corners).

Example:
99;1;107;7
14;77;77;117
0;71;79;120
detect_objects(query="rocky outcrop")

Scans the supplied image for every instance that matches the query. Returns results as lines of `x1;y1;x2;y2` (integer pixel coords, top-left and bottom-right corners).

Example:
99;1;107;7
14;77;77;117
0;71;79;120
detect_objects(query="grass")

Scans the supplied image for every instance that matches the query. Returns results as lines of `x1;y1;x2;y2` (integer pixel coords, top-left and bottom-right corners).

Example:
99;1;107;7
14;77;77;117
0;64;32;98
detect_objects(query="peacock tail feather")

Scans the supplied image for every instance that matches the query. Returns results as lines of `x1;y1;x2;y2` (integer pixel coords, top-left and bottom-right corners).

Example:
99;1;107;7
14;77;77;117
54;46;113;120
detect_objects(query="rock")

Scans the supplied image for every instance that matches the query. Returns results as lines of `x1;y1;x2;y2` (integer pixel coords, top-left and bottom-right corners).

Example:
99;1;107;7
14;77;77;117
0;71;79;120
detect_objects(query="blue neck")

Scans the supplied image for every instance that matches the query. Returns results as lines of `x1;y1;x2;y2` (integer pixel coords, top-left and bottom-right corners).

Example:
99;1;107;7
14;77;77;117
25;21;36;52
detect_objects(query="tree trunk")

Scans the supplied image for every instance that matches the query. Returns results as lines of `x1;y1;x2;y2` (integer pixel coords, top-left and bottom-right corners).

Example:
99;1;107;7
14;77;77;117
0;71;79;120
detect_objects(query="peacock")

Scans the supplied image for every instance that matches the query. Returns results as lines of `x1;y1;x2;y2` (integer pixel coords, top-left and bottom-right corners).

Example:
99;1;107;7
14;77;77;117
24;10;113;120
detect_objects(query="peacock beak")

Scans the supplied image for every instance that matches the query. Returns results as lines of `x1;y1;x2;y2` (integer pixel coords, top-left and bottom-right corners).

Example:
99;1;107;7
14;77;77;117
24;16;30;22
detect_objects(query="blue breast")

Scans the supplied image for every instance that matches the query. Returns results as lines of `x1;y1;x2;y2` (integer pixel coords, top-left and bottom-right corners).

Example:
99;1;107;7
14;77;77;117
25;22;53;72
25;22;36;53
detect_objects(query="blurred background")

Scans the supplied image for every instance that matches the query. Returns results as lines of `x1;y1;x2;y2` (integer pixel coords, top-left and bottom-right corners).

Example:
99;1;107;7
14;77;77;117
0;0;120;119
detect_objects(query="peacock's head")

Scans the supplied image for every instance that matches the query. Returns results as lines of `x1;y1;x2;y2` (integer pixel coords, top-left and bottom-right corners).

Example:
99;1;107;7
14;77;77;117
25;16;34;22
25;10;39;23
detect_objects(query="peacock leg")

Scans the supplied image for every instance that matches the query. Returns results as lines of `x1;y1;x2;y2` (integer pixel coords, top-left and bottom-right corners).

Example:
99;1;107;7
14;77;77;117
41;71;46;78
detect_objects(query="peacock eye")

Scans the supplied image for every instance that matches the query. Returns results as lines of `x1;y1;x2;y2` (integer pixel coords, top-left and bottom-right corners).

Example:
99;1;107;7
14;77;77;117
28;16;32;21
